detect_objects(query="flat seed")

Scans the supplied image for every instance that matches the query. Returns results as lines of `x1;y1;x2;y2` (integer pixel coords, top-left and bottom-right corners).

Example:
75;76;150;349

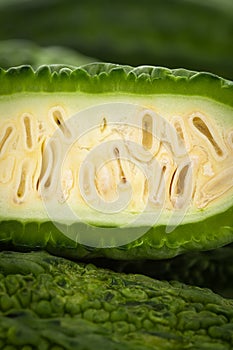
23;115;33;149
192;116;223;157
142;114;153;149
0;126;13;155
52;109;71;139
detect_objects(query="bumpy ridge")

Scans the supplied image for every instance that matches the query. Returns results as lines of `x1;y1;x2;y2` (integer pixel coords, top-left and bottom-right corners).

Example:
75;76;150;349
0;251;233;350
96;243;233;299
0;64;232;107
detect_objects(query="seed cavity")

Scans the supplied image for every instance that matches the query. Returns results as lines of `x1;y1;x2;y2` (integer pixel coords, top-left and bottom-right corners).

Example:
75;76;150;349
14;161;32;203
197;166;233;208
60;169;74;203
143;178;149;202
148;161;166;207
192;115;223;158
161;119;187;158
174;121;184;142
38;138;61;197
23;115;33;149
0;126;13;155
142;114;153;149
100;117;107;132
95;163;118;202
170;162;193;209
79;161;95;200
17;165;26;199
51;108;72;139
172;117;190;152
81;159;117;206
114;147;127;184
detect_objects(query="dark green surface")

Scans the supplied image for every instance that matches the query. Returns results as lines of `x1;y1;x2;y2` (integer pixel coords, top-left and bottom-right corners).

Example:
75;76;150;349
0;0;232;79
0;251;233;349
91;243;233;299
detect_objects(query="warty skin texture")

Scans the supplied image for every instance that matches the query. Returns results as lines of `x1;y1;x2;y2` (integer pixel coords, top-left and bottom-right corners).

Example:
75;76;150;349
0;251;233;350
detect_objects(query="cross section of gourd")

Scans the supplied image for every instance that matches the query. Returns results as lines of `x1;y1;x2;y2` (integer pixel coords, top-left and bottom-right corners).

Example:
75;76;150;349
0;93;232;230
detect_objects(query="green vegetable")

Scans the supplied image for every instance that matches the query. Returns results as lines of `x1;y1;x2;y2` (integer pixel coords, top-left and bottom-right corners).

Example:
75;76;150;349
1;251;233;350
0;39;97;69
0;63;232;260
0;0;232;79
99;243;233;299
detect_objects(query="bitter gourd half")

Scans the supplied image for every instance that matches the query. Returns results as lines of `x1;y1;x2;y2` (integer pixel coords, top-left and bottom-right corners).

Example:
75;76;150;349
1;251;233;350
0;63;232;259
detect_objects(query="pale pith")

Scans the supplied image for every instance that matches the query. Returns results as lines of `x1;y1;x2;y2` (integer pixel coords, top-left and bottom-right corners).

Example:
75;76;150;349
0;99;232;221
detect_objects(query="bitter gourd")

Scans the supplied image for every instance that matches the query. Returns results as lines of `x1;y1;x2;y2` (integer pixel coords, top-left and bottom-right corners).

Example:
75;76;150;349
0;63;232;260
0;0;232;79
0;40;97;69
1;250;233;350
99;243;233;298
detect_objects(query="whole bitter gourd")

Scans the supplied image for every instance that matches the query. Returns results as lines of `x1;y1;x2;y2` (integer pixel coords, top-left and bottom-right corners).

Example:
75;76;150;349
0;39;97;69
0;0;232;79
1;250;233;350
100;243;233;299
0;63;232;260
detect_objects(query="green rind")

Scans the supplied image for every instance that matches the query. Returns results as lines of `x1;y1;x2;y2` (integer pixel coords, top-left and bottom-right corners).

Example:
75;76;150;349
0;64;232;108
0;202;233;260
1;251;233;349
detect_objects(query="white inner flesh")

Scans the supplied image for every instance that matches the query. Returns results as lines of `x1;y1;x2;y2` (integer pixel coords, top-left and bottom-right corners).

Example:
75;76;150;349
0;93;232;226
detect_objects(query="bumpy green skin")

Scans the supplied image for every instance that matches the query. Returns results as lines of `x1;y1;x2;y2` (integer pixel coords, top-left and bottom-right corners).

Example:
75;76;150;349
0;63;232;104
1;251;233;350
0;0;232;79
0;63;233;260
0;40;97;69
95;243;233;299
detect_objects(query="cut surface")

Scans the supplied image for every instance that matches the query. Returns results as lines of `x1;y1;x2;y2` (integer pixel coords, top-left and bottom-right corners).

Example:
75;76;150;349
0;95;232;220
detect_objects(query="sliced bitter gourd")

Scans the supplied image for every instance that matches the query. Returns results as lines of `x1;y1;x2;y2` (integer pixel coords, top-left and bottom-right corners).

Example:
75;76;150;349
1;251;233;350
0;63;232;259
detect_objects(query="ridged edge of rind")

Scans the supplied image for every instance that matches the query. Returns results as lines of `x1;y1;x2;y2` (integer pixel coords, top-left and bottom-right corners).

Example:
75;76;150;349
0;63;232;107
0;202;232;260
